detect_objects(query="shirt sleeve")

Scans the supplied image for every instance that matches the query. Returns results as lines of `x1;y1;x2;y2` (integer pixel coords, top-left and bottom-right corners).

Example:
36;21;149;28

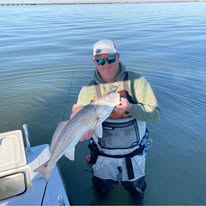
77;85;96;106
130;76;160;122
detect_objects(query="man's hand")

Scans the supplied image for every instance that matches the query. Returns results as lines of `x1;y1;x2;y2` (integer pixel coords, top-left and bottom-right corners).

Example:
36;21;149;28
70;104;83;119
80;128;94;142
114;97;131;115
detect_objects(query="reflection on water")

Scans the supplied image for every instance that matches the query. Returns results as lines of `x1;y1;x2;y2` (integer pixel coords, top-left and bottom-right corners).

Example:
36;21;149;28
0;2;206;205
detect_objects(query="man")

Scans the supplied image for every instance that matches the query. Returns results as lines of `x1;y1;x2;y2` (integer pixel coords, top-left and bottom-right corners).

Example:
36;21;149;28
71;39;160;196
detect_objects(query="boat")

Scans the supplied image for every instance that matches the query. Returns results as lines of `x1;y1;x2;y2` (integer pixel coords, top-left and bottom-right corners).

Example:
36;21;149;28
0;124;70;206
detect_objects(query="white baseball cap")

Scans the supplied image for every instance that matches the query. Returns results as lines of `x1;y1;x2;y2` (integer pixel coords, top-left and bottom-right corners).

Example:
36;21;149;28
93;39;117;56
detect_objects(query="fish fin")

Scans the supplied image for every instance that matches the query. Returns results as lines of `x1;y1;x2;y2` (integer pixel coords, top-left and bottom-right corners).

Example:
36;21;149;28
33;161;52;182
94;124;103;138
51;120;68;152
64;147;75;161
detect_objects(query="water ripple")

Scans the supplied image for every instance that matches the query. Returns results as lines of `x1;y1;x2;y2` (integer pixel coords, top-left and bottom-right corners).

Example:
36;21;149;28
0;3;206;205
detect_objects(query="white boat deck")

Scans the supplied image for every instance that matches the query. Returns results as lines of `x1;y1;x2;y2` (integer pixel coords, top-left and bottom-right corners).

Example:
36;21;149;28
0;128;70;206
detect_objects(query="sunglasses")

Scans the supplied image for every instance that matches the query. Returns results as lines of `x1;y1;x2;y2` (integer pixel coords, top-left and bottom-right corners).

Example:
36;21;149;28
95;55;116;66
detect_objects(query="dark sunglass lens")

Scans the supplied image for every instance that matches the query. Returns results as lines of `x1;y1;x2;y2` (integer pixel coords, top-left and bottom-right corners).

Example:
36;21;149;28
96;58;105;66
107;55;116;64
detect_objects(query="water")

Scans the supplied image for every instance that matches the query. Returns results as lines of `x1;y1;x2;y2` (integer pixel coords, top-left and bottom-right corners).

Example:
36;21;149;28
0;2;206;205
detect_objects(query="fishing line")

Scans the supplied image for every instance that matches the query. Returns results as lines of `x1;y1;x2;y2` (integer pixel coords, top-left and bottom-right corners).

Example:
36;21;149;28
61;71;76;121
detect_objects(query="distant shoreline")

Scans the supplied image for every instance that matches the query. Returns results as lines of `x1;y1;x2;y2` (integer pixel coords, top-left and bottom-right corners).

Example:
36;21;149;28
0;0;205;6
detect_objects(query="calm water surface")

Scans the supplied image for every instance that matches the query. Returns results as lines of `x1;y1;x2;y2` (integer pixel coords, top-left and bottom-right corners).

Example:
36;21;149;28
0;2;206;205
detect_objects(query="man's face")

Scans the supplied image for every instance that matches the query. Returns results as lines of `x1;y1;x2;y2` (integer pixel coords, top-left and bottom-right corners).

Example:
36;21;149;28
92;53;120;83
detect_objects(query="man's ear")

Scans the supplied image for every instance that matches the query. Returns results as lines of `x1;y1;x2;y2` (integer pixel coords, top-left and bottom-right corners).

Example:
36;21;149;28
92;56;95;62
116;53;120;60
92;56;98;66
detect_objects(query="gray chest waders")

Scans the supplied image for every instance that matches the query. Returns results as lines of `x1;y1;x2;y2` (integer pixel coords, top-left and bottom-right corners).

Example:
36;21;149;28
89;129;149;180
89;72;149;180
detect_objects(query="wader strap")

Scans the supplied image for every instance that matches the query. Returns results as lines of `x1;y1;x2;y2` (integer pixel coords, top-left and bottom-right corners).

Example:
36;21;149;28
123;71;138;104
95;84;102;99
123;71;130;92
125;156;134;180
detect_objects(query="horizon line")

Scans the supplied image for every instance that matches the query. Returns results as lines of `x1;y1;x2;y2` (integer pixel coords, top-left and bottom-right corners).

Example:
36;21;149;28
1;0;205;5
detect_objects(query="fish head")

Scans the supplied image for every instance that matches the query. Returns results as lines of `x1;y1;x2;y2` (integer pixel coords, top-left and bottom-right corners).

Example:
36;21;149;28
93;92;120;124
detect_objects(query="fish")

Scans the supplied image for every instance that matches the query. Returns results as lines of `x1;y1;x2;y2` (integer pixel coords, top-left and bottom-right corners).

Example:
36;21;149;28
34;89;120;182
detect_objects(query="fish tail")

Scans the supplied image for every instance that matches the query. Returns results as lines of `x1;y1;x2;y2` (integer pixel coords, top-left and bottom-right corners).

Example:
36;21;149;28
34;161;53;182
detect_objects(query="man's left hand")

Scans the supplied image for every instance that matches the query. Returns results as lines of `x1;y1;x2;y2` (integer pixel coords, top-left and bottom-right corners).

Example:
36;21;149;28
114;97;131;115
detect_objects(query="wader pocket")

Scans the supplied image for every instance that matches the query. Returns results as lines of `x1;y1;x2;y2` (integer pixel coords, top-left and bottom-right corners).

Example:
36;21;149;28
99;119;140;149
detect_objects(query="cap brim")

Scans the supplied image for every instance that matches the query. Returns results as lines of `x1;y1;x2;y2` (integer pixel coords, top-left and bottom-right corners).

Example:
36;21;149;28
93;49;116;56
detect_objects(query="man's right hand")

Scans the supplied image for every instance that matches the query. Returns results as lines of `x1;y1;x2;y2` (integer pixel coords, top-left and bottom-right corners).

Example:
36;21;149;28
70;104;83;119
80;128;94;142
